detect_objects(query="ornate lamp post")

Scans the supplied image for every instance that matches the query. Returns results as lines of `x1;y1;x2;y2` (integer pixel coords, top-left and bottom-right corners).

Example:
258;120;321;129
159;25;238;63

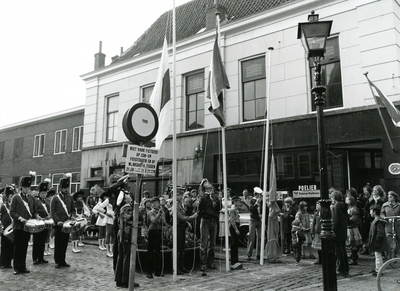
297;11;337;290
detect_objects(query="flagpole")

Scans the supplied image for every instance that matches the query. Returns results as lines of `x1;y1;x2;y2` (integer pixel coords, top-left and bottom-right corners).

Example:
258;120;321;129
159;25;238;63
364;72;395;152
172;0;178;282
214;5;230;273
260;47;274;265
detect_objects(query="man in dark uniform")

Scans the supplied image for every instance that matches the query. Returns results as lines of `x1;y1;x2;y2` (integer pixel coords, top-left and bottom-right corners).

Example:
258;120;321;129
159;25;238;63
50;175;75;268
32;179;51;265
10;176;37;274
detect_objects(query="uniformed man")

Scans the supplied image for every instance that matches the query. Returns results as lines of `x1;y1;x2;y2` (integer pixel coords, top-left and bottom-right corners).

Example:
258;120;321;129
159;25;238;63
50;175;75;268
10;176;37;274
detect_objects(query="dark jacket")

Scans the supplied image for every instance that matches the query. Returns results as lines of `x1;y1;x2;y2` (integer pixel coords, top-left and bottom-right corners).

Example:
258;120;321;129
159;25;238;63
367;218;389;253
332;201;348;241
347;206;360;229
34;198;51;219
311;211;321;235
50;193;75;225
282;206;296;234
364;196;385;221
10;194;37;230
198;195;221;221
0;203;12;228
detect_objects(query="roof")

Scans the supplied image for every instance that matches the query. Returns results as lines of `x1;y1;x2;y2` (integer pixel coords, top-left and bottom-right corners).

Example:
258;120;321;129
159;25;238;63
112;0;297;64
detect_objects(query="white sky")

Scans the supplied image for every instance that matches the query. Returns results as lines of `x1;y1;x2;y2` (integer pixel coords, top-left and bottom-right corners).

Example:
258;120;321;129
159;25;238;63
0;0;192;127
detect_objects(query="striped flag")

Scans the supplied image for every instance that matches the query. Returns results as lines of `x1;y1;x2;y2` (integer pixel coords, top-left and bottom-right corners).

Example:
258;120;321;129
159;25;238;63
367;77;400;127
207;35;230;127
149;38;171;148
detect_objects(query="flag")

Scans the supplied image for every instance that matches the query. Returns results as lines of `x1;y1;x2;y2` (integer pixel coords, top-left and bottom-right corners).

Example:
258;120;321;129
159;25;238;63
207;35;230;127
366;77;400;127
149;38;171;148
266;155;281;262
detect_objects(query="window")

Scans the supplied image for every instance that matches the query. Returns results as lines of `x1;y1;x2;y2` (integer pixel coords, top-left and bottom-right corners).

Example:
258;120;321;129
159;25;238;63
106;96;119;142
298;153;312;178
54;129;67;154
280;154;295;179
34;175;42;186
71;172;81;193
91;167;103;178
142;85;154;103
52;173;64;193
14;138;23;159
242;56;266;121
72;126;83;151
33;134;45;157
0;141;4;161
310;37;342;111
186;72;204;130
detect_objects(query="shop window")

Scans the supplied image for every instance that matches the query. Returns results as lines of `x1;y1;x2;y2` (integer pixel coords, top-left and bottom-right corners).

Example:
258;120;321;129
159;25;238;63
157;163;172;177
91;168;103;178
106;95;119;143
54;129;67;154
352;152;372;169
33;134;45;157
186;71;204;130
298;153;312;178
242;56;266;121
310;37;342;111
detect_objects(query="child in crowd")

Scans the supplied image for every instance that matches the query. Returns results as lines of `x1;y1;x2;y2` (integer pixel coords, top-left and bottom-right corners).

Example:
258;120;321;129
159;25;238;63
292;218;306;264
367;205;389;276
346;196;363;265
295;201;314;259
311;201;322;264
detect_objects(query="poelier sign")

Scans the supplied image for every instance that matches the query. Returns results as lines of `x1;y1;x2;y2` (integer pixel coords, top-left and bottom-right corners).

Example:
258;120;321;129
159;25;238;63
293;185;320;198
125;145;159;176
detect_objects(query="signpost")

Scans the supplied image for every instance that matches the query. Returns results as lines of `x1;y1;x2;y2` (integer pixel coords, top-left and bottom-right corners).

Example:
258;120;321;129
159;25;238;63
121;103;158;291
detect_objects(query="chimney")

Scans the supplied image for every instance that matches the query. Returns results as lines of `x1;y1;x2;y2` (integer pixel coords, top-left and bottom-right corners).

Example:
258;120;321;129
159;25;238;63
94;41;106;70
206;3;227;31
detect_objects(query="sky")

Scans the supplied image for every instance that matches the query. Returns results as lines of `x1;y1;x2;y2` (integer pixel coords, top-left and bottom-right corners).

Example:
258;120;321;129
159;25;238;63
0;0;192;127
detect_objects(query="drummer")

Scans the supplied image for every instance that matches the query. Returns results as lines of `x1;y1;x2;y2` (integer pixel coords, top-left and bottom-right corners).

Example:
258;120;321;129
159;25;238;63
32;180;51;265
0;186;15;269
50;175;76;268
10;176;38;275
45;187;56;253
71;190;89;253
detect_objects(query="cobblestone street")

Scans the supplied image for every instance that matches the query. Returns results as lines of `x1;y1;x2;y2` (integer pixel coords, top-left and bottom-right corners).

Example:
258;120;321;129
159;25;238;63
0;238;380;291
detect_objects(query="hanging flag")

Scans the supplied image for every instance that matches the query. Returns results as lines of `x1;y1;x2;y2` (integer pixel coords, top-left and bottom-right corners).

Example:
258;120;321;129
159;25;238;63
207;35;230;127
366;77;400;127
149;38;171;148
266;155;281;262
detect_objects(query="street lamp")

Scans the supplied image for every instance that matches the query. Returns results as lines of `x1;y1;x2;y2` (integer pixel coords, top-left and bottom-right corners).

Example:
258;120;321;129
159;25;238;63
297;11;337;291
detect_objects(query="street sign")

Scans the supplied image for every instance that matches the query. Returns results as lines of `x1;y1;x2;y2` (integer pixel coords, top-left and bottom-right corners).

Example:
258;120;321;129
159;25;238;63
124;144;158;175
293;190;320;198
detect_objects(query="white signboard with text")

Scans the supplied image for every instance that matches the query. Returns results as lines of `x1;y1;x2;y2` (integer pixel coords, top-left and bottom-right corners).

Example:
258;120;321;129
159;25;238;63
124;145;158;176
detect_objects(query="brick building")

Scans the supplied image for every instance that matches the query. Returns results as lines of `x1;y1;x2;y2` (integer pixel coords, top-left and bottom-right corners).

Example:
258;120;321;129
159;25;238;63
0;106;84;193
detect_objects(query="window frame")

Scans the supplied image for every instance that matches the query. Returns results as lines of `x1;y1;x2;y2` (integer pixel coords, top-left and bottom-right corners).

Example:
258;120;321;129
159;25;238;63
298;152;312;179
141;84;155;104
33;133;45;157
54;129;67;154
13;138;24;159
72;126;83;152
185;71;205;131
241;55;266;122
309;36;342;111
70;172;81;193
106;95;119;143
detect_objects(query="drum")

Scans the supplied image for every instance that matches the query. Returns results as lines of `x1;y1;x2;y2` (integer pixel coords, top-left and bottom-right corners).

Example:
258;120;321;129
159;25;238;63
24;219;45;233
75;217;88;230
44;218;54;229
61;220;78;233
4;224;14;242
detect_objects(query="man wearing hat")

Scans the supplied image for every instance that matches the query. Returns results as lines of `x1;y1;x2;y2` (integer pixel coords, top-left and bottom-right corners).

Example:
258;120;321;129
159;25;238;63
197;178;222;271
10;176;38;274
0;186;15;269
50;175;75;268
32;179;51;265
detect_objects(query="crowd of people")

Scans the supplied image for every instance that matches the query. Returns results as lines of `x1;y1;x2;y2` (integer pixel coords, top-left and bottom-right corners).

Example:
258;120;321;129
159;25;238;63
1;175;399;287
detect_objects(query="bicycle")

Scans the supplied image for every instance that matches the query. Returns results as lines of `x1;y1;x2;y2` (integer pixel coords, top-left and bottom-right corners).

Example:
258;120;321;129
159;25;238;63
376;215;400;291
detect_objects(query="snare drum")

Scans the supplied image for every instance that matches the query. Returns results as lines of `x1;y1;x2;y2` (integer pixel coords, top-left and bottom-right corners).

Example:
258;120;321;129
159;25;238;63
24;219;45;233
4;224;14;242
44;218;54;229
75;218;88;230
61;220;77;233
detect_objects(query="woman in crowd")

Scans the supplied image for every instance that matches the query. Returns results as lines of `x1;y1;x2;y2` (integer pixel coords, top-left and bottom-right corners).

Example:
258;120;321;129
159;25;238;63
295;201;314;259
346;196;363;265
381;191;400;246
93;191;111;251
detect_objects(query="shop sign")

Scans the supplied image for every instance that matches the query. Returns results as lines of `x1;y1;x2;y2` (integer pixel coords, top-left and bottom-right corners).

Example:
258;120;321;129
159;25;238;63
293;185;320;198
124;144;158;175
